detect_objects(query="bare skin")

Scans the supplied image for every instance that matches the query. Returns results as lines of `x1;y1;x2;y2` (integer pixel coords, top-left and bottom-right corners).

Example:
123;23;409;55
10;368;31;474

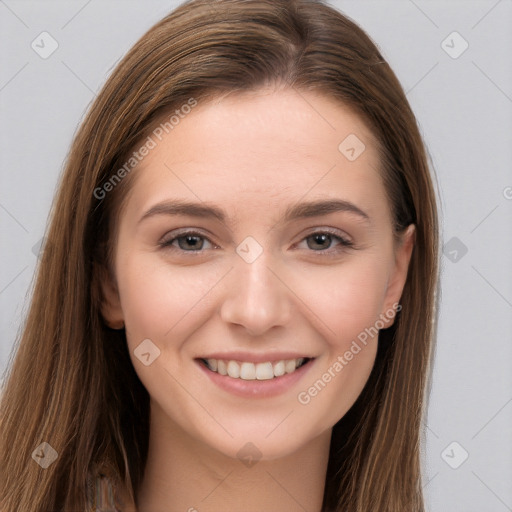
101;87;415;511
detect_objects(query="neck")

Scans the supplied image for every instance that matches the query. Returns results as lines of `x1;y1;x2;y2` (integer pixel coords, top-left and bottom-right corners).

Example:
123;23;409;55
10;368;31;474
135;401;332;512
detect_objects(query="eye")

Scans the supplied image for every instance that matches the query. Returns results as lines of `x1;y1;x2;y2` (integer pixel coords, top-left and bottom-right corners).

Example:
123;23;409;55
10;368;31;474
297;229;354;255
159;231;215;252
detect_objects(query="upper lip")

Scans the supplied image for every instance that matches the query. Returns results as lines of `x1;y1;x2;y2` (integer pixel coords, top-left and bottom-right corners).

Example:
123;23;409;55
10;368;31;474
196;351;314;364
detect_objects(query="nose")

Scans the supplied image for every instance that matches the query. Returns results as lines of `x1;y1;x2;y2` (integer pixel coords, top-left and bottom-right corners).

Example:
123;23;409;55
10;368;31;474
219;251;293;337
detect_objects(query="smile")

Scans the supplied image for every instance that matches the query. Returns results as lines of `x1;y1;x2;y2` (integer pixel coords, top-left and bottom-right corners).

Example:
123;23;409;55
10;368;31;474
200;357;311;380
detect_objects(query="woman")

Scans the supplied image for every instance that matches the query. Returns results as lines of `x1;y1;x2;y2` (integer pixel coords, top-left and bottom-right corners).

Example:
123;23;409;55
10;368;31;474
0;0;440;510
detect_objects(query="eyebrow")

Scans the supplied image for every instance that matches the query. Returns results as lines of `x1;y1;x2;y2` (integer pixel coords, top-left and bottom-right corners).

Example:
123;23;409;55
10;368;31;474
138;198;371;225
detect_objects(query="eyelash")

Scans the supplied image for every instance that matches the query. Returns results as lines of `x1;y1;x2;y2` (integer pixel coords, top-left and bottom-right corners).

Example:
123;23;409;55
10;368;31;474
158;228;355;257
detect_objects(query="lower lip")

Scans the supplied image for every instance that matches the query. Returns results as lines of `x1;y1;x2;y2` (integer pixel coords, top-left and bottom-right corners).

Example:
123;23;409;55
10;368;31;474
196;359;315;398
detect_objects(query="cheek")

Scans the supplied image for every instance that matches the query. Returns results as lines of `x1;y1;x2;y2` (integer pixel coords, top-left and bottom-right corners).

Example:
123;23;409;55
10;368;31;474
294;255;390;345
115;253;226;347
289;258;388;425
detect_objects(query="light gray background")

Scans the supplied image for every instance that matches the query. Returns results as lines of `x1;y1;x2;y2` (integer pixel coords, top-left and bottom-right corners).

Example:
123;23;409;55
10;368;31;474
1;1;511;510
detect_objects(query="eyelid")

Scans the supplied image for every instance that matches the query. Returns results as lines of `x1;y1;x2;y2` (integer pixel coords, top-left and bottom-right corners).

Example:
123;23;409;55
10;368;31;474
159;227;212;241
299;226;353;244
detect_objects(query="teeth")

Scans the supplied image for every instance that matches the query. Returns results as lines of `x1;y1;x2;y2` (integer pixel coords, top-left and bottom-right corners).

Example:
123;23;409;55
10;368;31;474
256;362;274;380
240;362;256;380
285;359;296;373
217;360;227;376
204;357;307;380
272;360;285;377
227;360;240;378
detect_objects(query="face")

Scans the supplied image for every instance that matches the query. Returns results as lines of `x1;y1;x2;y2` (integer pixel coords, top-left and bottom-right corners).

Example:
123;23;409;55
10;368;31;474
101;88;414;461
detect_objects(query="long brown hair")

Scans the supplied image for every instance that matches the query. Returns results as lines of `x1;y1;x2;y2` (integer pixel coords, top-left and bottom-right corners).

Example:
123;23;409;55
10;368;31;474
0;1;439;510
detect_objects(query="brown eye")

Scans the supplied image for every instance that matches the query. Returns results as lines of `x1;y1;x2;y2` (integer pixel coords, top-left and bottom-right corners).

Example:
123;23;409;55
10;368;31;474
176;235;205;251
298;229;354;255
306;233;334;250
159;231;215;252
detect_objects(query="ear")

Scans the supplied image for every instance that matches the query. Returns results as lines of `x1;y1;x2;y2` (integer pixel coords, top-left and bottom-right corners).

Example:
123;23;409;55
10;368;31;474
380;224;416;328
93;262;125;330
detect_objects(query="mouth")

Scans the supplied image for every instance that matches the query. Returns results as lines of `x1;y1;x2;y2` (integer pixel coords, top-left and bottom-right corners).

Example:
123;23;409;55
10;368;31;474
198;357;313;381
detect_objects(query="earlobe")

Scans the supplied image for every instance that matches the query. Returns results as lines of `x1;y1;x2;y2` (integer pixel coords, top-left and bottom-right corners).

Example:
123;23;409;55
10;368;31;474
380;224;416;328
94;262;125;330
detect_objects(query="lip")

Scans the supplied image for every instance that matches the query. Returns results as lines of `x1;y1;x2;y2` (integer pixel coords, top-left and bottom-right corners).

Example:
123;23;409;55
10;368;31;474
195;357;316;399
197;351;313;364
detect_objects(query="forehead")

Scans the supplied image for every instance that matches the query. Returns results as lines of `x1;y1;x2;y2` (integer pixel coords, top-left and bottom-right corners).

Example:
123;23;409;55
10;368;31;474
122;88;388;225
